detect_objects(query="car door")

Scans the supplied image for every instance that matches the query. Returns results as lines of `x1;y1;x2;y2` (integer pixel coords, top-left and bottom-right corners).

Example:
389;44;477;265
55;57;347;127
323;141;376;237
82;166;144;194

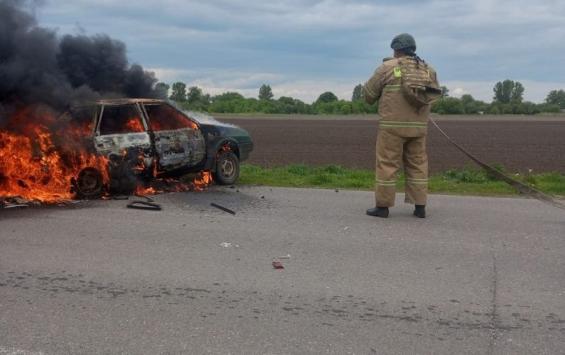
93;103;152;156
142;103;206;171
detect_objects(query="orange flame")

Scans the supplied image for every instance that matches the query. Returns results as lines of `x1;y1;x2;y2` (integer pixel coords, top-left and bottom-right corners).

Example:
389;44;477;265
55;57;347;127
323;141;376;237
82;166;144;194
132;171;213;196
0;108;109;203
193;171;213;191
1;108;214;204
135;186;157;196
125;117;145;132
149;111;198;131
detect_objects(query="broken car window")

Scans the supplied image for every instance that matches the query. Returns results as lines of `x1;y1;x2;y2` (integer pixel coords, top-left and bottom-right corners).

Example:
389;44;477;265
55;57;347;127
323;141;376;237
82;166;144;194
144;104;198;131
99;104;145;135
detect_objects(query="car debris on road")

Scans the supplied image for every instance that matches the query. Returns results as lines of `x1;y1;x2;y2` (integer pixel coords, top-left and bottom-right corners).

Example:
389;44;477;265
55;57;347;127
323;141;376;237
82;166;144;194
126;200;162;211
272;260;285;270
210;202;236;215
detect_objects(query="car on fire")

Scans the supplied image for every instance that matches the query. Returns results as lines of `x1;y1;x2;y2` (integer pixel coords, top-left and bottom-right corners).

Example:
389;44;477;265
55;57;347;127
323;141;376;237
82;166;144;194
71;98;253;197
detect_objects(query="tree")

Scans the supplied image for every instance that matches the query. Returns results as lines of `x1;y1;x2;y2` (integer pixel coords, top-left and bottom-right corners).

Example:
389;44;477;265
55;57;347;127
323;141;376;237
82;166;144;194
537;103;561;113
460;94;478;114
154;82;170;99
545;89;565;109
276;96;311;114
431;97;464;114
352;84;364;101
258;84;274;100
441;86;449;97
493;80;524;103
212;92;245;102
180;86;211;111
316;91;338;104
510;82;524;103
186;86;203;104
170;82;187;102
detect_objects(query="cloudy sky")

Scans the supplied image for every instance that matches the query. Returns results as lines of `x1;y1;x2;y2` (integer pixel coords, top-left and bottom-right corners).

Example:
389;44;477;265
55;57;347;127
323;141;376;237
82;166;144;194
38;0;565;103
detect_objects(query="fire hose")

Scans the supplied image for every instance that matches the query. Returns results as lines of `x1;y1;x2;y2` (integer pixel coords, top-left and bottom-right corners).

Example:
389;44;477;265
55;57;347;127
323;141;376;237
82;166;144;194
429;117;565;211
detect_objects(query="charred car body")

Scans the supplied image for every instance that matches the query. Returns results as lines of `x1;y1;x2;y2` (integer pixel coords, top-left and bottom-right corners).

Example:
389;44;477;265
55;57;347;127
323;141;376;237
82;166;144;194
73;99;253;197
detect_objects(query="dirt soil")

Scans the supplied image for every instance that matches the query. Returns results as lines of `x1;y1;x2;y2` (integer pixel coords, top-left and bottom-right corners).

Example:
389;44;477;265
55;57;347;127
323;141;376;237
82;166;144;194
223;117;565;174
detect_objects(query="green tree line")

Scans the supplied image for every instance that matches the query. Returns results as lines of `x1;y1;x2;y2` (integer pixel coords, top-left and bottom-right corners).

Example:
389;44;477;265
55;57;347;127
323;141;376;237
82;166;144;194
154;80;564;115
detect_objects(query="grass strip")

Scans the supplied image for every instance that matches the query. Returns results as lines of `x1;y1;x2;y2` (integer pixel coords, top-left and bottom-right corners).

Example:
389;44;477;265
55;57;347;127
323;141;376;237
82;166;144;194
239;164;565;197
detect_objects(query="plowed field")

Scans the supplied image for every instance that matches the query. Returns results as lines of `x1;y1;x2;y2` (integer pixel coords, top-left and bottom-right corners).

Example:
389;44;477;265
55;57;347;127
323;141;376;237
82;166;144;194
222;116;565;174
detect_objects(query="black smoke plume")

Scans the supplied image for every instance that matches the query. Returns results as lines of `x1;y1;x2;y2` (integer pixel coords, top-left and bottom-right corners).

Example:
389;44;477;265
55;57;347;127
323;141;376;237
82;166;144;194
0;0;158;125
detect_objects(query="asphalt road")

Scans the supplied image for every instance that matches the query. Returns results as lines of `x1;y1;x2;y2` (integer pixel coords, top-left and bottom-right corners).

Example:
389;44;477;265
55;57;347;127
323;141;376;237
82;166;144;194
1;187;564;354
221;117;565;174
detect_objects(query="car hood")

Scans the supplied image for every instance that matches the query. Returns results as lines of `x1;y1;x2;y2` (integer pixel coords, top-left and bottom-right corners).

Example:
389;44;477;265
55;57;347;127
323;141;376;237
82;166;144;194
185;111;251;143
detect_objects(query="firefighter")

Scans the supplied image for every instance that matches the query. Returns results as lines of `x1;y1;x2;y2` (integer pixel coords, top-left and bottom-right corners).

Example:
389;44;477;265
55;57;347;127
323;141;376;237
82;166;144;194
363;33;440;218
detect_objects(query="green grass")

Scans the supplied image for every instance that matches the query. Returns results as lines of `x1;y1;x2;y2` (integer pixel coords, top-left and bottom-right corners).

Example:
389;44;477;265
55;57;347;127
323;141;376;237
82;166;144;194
239;164;565;197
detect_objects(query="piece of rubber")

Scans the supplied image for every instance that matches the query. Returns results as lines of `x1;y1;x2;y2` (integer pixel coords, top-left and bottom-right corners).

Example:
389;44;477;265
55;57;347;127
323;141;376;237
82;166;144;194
126;200;162;211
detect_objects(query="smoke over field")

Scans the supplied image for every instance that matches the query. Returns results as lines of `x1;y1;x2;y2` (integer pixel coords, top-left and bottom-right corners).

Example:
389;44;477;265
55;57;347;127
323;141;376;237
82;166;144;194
0;0;158;124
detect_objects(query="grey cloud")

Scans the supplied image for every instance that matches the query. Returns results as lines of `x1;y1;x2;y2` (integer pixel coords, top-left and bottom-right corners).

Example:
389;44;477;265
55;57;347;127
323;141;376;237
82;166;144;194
38;0;565;102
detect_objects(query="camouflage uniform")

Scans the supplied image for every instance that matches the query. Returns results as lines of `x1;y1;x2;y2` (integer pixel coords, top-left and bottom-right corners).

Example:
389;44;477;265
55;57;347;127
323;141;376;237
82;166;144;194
364;56;439;207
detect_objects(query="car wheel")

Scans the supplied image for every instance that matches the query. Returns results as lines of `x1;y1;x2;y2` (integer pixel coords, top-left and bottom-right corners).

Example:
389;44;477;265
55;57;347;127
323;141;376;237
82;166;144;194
214;150;239;185
75;167;104;199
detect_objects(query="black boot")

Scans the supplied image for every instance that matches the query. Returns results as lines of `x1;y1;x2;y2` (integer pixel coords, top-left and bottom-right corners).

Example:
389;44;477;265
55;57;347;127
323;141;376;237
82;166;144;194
413;205;426;218
366;207;389;218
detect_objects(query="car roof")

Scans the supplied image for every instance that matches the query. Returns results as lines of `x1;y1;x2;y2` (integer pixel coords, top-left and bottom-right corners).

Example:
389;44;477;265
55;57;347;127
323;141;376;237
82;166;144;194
95;98;167;106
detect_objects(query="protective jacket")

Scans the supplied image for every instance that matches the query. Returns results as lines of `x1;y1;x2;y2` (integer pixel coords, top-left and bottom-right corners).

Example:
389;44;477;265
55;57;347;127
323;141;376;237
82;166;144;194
364;56;438;137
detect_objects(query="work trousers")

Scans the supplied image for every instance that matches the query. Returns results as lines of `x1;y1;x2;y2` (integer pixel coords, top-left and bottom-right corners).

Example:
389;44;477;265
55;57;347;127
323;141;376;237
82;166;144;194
375;130;428;207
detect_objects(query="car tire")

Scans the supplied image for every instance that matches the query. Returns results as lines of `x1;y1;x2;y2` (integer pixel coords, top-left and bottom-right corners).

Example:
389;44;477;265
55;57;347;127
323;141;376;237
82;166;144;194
214;150;239;185
75;167;104;199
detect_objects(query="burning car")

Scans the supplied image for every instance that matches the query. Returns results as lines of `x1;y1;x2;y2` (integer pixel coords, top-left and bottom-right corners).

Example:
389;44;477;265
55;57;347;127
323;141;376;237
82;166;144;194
71;98;253;198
